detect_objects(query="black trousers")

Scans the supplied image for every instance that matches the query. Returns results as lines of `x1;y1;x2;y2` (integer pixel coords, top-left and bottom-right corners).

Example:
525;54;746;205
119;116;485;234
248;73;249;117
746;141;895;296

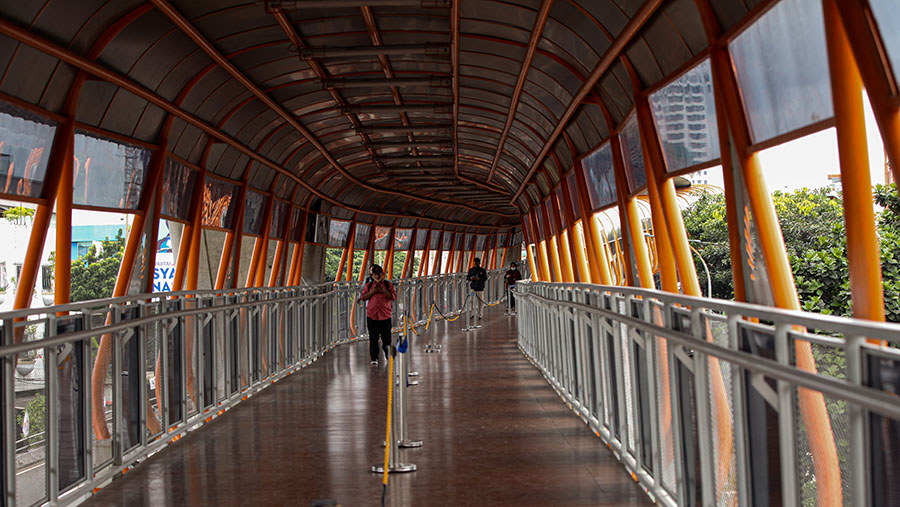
367;317;392;361
508;289;516;309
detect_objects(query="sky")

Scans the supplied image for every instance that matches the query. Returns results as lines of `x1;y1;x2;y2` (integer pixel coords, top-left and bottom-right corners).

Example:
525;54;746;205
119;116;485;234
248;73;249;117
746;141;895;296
751;95;885;192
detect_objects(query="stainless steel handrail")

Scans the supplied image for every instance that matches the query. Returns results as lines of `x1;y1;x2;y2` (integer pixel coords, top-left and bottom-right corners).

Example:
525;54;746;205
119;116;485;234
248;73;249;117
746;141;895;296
516;281;900;507
1;270;506;507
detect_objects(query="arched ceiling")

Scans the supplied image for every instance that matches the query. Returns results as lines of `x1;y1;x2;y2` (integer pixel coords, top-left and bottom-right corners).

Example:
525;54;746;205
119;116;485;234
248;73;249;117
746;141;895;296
0;0;765;229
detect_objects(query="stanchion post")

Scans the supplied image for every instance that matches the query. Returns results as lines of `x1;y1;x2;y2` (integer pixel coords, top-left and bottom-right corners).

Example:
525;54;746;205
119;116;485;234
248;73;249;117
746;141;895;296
396;347;422;448
371;347;416;474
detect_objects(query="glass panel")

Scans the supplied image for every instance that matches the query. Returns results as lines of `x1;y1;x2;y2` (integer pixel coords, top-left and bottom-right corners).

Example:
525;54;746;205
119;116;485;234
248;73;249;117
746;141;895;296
455;232;465;250
0;106;56;199
497;233;508;248
620;115;647;192
650;59;721;171
290;207;304;242
394;228;412;250
242;191;266;235
430;231;442;250
544;197;558;232
270;201;288;238
73;132;150;209
354;223;370;248
869;0;900;86
415;229;428;249
201;177;237;229
535;203;546;236
329;219;351;247
443;231;453;250
160;158;196;220
465;234;474;250
555;189;567;227
582;143;617;209
374;226;390;250
566;173;582;220
476;234;487;250
729;0;831;143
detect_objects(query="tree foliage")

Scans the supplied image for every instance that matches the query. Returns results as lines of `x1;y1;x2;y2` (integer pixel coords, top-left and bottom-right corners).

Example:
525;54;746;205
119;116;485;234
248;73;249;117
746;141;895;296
324;247;421;281
682;185;900;322
71;230;125;302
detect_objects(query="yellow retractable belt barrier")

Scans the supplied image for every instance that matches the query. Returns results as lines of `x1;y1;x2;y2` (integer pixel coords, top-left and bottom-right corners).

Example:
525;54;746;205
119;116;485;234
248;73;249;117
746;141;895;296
381;352;394;505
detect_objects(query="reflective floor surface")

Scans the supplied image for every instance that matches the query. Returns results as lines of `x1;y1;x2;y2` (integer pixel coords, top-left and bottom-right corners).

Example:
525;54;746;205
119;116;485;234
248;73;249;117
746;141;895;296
86;305;651;506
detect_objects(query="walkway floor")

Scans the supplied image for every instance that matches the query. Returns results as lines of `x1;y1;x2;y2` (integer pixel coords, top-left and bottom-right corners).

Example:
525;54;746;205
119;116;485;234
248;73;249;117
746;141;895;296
86;305;651;506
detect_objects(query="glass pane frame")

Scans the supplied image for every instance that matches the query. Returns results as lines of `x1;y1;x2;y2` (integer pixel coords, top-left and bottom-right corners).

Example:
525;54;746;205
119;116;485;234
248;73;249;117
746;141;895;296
329;219;351;247
160;157;197;221
242;191;266;236
620;113;647;193
581;142;617;210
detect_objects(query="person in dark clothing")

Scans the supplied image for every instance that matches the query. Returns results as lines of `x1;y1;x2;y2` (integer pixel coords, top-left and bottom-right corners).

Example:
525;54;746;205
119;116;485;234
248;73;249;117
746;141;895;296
504;262;523;312
466;257;488;319
360;265;396;365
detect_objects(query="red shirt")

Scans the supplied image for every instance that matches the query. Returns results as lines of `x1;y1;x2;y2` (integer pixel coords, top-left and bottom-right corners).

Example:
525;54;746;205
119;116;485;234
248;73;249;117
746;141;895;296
364;280;396;320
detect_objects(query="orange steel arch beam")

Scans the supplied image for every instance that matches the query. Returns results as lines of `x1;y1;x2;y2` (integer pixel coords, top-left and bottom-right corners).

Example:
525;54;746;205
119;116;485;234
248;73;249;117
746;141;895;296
0;20;511;224
510;0;665;204
487;0;555;183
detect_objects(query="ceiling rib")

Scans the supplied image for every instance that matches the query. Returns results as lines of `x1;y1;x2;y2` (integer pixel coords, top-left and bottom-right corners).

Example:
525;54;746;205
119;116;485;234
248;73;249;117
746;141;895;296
356;124;453;134
323;77;451;88
152;0;492;219
342;104;452;114
265;0;451;9
300;43;449;59
486;0;554;184
510;0;665;204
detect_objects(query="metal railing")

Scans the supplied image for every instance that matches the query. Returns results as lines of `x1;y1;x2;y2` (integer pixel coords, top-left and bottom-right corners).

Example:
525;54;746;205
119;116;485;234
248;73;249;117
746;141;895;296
0;269;506;507
516;281;900;507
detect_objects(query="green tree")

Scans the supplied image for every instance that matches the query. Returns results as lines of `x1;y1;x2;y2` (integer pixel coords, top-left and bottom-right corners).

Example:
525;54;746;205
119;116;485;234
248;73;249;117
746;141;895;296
16;393;46;446
70;230;125;302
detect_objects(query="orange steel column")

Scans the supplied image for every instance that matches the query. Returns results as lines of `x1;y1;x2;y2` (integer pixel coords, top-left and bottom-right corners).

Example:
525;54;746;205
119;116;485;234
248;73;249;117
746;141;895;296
360;223;377;281
444;230;457;274
455;230;467;273
521;216;539;281
253;196;275;287
635;136;677;292
144;164;165;294
538;204;559;281
625;197;653;288
418;229;432;277
14;121;74;322
824;0;885;324
549;193;574;282
708;22;842;505
401;227;416;278
92;142;168;439
225;180;249;289
572;160;610;284
287;206;308;286
172;170;205;291
385;225;397;278
636;94;702;296
604;109;638;286
54;126;74;306
343;220;357;282
558;183;582;282
833;0;900;185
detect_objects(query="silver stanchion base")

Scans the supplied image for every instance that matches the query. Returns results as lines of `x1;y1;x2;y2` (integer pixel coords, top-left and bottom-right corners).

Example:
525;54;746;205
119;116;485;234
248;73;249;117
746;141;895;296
398;440;423;448
408;371;419;376
371;463;417;473
407;380;419;386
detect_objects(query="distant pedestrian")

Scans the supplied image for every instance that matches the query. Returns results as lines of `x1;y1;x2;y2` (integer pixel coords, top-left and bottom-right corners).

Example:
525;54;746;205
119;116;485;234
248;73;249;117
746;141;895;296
360;265;396;365
467;257;487;320
504;262;522;311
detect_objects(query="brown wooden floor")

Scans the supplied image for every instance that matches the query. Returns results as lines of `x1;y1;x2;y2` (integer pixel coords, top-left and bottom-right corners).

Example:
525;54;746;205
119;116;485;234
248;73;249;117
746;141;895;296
86;304;651;506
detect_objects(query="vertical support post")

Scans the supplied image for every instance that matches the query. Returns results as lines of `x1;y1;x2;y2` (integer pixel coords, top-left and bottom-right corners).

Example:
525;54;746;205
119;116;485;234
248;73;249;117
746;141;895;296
558;182;582;282
253;195;275;287
54;127;74;305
